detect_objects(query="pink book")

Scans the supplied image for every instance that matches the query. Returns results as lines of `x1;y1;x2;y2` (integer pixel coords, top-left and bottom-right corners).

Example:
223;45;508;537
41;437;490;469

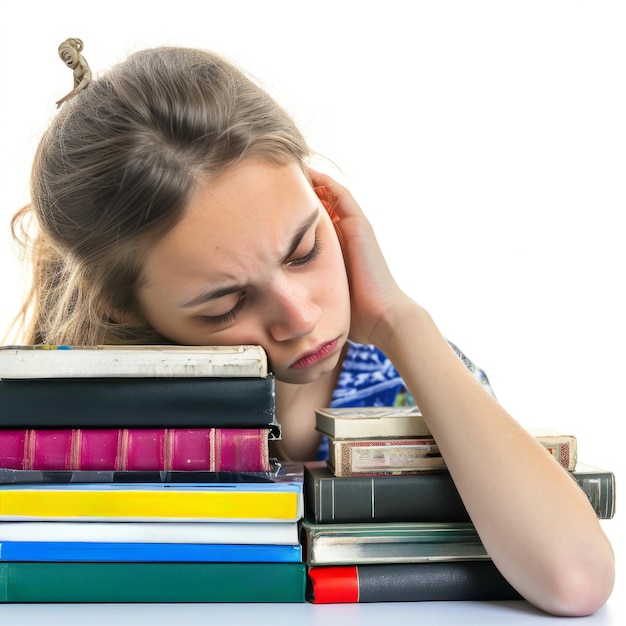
0;428;271;472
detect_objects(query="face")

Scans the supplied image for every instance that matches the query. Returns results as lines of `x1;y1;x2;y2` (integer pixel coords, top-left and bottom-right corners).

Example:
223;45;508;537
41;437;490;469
137;159;351;384
61;50;78;68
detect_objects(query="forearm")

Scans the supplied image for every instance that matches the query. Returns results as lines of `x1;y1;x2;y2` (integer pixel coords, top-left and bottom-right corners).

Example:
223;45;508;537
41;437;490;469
308;168;614;613
377;300;614;616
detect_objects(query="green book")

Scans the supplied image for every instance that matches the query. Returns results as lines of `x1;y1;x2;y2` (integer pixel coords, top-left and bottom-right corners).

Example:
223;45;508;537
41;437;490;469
300;517;487;565
0;562;306;602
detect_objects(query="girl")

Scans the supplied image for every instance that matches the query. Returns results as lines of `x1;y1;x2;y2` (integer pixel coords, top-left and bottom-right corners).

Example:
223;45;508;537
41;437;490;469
10;45;614;615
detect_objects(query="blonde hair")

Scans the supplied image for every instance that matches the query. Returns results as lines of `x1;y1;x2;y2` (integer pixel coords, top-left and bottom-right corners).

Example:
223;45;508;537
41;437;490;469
12;46;310;345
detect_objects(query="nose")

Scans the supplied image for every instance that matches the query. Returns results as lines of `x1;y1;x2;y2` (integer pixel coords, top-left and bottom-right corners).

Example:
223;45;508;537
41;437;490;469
264;278;322;342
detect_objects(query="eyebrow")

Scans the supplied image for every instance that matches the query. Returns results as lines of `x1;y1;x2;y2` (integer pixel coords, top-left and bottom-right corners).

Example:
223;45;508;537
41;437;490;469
181;207;320;309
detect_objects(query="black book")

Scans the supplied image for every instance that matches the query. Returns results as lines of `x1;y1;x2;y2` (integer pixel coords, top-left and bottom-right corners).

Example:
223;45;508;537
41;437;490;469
304;460;615;523
307;561;521;603
0;376;279;437
0;460;308;485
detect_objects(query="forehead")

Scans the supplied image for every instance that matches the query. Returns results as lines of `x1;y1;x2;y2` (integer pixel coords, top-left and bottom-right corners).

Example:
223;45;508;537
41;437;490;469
141;159;318;286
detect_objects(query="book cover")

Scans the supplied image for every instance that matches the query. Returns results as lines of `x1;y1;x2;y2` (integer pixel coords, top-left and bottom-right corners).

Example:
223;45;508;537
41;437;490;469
305;461;469;523
328;437;444;476
328;429;577;476
0;344;268;379
0;541;302;563
0;520;300;545
315;407;431;439
571;462;616;520
304;460;615;523
0;562;307;602
300;518;487;565
0;427;271;472
0;458;301;484
307;561;520;603
0;478;304;522
0;376;279;436
527;428;577;471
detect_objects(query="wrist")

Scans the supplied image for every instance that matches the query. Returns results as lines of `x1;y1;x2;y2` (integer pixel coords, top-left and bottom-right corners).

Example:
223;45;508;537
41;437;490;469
371;298;436;357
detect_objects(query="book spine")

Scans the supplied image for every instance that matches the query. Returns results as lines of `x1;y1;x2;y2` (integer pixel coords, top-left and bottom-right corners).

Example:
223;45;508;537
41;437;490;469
0;376;279;437
329;434;576;475
307;562;521;603
573;470;615;519
329;438;445;476
0;486;303;522
0;541;302;563
315;413;431;439
305;465;471;523
0;520;300;545
300;521;488;565
0;344;269;379
0;428;271;472
0;562;306;602
538;438;576;471
0;458;302;485
304;463;613;522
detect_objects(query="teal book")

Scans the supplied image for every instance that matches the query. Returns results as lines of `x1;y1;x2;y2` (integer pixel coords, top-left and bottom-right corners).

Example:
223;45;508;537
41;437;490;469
0;562;307;602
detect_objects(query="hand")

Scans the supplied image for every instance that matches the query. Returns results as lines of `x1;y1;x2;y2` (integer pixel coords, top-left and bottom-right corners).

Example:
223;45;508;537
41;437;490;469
309;169;413;347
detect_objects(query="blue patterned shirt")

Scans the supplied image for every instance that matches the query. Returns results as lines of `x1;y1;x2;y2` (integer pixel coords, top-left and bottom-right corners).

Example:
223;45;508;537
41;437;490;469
316;340;494;460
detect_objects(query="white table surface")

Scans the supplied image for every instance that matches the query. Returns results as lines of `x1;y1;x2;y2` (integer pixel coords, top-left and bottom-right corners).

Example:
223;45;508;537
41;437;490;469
0;597;620;626
0;519;621;625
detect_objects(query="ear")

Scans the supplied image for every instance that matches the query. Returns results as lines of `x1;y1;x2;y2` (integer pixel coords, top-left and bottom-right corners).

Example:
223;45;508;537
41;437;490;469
314;185;344;247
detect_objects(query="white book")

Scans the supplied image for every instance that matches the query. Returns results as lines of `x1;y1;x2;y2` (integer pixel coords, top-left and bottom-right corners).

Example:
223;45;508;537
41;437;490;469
315;406;431;439
0;344;268;379
0;521;299;545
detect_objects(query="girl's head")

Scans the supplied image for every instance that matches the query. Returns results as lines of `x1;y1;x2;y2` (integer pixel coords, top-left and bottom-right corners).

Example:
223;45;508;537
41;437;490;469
15;46;350;382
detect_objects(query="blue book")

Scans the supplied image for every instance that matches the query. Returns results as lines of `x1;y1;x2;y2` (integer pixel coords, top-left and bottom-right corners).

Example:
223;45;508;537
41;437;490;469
0;541;302;563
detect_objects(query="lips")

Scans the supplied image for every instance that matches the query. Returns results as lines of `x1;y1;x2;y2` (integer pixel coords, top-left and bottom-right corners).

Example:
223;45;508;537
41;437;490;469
290;339;339;370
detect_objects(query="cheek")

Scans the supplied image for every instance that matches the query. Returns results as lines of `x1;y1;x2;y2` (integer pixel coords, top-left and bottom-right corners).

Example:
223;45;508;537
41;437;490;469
319;246;350;314
319;214;346;270
136;290;186;341
326;233;349;287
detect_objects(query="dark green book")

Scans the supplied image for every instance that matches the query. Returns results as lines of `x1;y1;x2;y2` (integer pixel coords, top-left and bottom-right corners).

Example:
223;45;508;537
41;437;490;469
304;460;615;523
0;562;306;602
0;376;279;437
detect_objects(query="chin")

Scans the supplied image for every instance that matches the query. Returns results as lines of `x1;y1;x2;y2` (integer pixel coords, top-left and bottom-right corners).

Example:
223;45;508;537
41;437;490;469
274;367;327;385
274;355;341;385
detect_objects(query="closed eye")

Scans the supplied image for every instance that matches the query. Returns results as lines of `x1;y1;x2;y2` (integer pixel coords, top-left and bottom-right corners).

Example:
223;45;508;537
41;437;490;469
199;293;246;327
288;237;322;267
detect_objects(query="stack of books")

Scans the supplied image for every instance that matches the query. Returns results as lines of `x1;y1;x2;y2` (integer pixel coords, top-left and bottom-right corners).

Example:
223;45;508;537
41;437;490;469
302;406;616;603
0;345;306;603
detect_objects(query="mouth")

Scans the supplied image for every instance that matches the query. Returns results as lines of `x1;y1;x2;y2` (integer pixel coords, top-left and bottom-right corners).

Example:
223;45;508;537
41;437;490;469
290;339;339;370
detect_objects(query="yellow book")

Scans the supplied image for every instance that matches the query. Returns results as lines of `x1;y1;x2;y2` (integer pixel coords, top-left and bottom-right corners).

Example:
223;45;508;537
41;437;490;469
0;481;303;522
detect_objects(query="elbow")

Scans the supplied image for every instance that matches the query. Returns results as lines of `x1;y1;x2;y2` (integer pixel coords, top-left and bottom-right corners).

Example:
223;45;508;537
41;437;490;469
534;545;615;617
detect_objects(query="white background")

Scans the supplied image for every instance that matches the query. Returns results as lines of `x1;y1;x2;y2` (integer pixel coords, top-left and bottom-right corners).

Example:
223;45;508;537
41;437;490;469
0;0;623;609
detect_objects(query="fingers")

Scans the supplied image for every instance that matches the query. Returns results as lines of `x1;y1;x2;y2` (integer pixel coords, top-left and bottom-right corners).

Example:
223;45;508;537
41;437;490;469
308;169;364;220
